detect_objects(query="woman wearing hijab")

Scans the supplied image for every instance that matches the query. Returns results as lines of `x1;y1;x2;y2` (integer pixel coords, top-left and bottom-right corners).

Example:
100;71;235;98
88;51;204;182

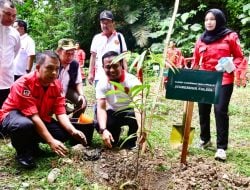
192;9;244;161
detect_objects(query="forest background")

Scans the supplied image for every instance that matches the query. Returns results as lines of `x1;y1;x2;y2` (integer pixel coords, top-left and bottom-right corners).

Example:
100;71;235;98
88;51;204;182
15;0;250;63
1;1;250;189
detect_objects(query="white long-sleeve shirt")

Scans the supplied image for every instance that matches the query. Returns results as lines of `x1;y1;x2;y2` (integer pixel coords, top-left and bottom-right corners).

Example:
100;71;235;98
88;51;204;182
0;24;21;89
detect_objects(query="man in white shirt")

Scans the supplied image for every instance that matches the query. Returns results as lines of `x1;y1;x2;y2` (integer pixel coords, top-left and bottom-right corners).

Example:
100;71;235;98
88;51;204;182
96;51;142;149
0;0;20;108
88;10;128;86
13;19;35;80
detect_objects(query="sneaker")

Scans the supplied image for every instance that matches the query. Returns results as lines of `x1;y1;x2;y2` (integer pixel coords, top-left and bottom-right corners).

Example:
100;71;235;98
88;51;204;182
199;140;212;149
215;149;226;161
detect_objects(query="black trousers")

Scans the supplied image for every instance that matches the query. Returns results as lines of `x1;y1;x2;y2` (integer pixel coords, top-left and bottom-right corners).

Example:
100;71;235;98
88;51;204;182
66;88;87;118
96;109;138;147
0;89;10;109
0;89;10;137
1;110;91;155
198;83;233;150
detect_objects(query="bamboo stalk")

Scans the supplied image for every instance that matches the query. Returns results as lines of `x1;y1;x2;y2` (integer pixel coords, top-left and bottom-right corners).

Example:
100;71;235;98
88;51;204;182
141;0;180;153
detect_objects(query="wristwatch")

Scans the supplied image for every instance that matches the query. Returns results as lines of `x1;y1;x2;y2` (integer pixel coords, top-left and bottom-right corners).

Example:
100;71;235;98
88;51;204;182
99;128;107;134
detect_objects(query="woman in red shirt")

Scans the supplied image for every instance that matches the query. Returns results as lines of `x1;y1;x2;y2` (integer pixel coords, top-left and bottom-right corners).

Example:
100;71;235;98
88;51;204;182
193;9;244;161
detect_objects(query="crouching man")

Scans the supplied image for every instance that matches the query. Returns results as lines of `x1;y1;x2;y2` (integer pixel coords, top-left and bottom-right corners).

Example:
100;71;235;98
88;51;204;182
0;51;86;169
56;38;87;118
96;51;142;149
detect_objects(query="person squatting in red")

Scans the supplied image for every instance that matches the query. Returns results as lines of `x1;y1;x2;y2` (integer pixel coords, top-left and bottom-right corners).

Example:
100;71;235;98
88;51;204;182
0;51;87;169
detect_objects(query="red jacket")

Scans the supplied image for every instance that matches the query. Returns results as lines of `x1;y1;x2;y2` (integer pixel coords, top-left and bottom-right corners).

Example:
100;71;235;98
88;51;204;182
193;32;244;85
0;71;66;124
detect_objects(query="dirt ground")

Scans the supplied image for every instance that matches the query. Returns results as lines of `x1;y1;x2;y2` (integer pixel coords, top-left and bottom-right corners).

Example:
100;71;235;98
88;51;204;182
71;145;250;190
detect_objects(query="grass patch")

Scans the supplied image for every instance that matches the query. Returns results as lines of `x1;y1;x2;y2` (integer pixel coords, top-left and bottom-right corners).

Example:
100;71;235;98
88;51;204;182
0;82;249;189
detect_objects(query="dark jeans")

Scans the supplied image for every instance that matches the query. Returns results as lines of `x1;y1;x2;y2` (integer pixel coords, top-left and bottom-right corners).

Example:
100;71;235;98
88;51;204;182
96;109;138;147
1;110;92;155
66;88;87;118
0;89;10;137
0;89;10;109
198;84;233;150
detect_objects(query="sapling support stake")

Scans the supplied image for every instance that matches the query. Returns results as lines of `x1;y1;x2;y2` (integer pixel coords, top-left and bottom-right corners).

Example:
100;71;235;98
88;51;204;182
141;0;180;154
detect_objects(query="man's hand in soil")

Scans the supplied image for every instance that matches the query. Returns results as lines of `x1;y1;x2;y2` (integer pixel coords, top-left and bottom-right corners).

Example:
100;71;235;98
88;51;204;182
49;139;68;157
101;129;114;148
71;129;87;145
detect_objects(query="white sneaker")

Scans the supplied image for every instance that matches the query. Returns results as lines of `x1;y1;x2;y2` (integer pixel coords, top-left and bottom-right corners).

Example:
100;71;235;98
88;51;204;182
215;149;226;161
199;140;212;149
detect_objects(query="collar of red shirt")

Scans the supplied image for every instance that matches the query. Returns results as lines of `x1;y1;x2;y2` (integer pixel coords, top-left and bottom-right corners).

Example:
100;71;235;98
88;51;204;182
101;30;117;37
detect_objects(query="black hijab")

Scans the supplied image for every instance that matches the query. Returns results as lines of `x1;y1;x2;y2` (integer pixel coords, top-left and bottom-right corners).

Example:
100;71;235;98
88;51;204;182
200;9;232;44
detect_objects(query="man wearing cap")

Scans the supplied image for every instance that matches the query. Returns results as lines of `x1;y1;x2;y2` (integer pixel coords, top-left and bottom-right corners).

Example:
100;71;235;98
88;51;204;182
56;38;87;118
0;51;87;169
88;10;128;85
96;51;141;149
0;0;21;108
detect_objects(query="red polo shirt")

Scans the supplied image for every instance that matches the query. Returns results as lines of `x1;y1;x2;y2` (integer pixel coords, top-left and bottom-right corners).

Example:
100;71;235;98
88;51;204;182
0;71;66;124
166;47;183;68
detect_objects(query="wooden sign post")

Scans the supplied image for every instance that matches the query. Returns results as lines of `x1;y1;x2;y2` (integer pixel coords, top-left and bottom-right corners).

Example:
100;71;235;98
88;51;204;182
166;69;223;164
180;101;194;164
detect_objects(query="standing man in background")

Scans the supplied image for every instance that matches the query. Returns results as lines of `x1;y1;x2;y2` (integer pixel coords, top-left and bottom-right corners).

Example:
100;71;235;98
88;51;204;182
235;56;248;88
0;0;20;108
74;41;86;85
88;10;128;86
13;19;35;81
165;40;184;68
163;40;184;84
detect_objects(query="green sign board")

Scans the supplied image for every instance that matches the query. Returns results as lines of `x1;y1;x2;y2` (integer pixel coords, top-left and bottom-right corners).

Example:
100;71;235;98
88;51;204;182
166;69;223;104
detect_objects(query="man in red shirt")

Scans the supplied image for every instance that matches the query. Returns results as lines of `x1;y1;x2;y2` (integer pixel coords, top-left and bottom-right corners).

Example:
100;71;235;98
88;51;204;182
165;40;184;68
235;57;248;87
164;40;184;84
74;42;86;84
0;51;86;169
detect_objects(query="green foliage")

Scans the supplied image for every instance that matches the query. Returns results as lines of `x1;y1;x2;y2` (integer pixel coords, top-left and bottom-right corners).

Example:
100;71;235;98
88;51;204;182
239;3;250;54
16;0;75;51
15;0;249;56
146;8;204;56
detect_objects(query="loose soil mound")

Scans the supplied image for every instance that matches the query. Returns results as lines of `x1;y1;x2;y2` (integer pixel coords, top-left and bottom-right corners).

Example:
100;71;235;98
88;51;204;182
72;146;250;189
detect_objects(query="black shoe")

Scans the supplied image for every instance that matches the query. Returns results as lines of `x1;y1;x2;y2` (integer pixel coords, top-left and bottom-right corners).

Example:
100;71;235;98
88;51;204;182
16;154;36;169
